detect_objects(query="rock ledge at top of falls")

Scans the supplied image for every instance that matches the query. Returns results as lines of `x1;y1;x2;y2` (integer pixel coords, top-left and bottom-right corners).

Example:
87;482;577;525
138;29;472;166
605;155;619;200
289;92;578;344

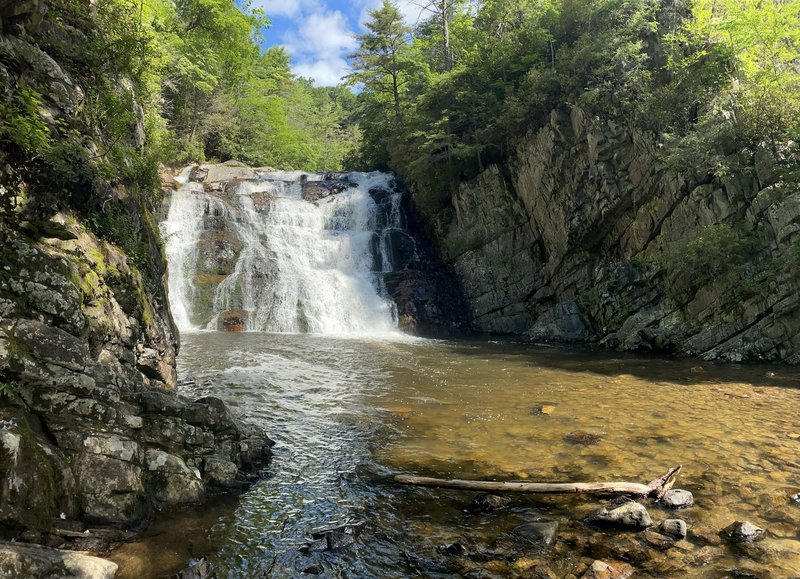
0;215;273;546
430;106;800;363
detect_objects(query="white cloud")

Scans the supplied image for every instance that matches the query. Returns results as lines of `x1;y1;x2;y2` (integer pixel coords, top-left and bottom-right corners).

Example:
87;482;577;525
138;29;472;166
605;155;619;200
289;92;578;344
281;8;357;86
293;58;351;86
253;0;320;18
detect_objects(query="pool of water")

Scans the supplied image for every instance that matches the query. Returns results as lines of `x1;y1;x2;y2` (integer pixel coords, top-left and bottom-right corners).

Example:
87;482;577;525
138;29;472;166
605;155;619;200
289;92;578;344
110;333;800;578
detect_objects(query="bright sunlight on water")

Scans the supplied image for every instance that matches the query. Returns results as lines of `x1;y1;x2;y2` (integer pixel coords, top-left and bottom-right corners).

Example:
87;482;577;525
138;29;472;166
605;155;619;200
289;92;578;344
111;333;800;578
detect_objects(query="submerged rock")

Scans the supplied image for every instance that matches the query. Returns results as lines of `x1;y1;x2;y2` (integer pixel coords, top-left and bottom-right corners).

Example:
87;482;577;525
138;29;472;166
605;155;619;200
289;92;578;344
660;489;694;509
643;529;676;550
660;518;688;539
510;521;559;548
564;430;605;445
437;542;468;556
470;492;511;512
721;521;766;544
176;557;214;579
581;559;635;579
586;501;652;529
303;521;366;552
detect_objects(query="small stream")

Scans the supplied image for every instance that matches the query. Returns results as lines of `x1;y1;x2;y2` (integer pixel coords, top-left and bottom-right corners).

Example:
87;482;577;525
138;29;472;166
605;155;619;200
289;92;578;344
111;332;800;578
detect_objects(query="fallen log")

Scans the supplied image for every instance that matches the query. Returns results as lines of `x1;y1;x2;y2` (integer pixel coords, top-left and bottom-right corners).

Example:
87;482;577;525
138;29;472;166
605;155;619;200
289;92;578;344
395;465;681;499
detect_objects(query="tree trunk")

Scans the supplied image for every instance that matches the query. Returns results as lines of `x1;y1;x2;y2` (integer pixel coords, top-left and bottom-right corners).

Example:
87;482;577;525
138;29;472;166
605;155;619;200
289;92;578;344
442;0;452;70
395;466;682;499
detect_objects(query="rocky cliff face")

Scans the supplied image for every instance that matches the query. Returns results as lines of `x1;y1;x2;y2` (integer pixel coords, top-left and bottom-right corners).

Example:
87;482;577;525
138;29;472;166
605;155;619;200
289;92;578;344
0;0;272;552
431;107;800;363
0;216;272;539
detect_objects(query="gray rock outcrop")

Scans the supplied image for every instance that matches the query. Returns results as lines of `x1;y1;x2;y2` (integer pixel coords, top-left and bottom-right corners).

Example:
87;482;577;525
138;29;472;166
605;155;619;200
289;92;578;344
0;219;272;534
426;107;800;362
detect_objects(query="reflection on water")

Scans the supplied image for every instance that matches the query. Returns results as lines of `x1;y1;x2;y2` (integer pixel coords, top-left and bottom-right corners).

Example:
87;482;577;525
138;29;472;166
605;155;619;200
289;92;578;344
111;334;800;578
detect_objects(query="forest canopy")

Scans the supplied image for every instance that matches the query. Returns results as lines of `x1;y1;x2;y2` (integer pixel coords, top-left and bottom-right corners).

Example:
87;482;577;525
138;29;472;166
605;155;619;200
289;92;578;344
347;0;800;212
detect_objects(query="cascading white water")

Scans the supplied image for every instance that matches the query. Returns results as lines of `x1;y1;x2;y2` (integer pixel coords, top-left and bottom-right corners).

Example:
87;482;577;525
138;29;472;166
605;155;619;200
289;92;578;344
161;168;415;337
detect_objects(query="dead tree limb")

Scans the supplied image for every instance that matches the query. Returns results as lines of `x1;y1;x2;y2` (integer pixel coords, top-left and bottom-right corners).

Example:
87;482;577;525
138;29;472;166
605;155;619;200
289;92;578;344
395;465;682;499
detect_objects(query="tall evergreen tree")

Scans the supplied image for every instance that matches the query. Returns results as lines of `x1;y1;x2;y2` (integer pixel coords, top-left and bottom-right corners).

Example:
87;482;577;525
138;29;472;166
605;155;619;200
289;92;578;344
347;0;412;120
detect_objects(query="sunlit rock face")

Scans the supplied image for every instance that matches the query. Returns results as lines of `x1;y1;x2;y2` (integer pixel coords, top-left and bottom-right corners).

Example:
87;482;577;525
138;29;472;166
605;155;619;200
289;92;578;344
430;107;800;363
162;164;467;337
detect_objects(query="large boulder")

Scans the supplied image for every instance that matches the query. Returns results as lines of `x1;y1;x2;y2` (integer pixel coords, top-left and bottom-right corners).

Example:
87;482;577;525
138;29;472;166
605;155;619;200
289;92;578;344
0;542;117;579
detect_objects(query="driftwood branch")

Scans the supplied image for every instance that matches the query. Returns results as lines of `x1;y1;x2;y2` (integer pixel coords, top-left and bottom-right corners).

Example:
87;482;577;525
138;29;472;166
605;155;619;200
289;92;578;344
395;465;682;499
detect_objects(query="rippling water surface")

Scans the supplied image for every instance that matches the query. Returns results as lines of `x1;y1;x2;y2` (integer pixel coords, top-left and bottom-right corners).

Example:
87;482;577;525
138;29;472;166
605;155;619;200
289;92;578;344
112;333;800;578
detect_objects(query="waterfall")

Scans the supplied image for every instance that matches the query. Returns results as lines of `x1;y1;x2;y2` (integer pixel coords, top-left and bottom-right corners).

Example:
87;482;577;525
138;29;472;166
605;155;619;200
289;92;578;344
160;168;417;337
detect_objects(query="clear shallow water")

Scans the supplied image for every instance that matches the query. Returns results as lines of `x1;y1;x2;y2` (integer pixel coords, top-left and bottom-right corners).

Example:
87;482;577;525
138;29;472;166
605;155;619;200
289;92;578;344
111;333;800;578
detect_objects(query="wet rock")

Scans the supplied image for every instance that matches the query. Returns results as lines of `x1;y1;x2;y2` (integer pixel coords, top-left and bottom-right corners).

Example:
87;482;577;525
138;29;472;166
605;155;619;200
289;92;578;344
565;430;605;445
691;527;724;547
581;559;635;579
437;542;468;556
470;492;511;512
660;518;687;539
643;529;675;550
721;568;762;579
510;521;559;547
307;521;366;551
176;557;214;579
660;489;694;509
0;541;117;578
721;521;766;544
587;501;652;529
203;457;239;488
532;403;557;416
219;310;247;332
791;492;800;504
145;449;205;506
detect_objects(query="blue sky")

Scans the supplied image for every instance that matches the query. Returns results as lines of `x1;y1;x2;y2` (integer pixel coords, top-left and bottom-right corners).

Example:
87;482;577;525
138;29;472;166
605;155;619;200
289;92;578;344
251;0;424;86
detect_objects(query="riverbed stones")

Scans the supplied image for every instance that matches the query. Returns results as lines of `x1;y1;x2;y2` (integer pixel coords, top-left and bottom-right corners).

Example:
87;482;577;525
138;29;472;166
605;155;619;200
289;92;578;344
661;489;694;509
587;501;652;529
0;541;118;578
565;430;605;445
643;529;676;550
470;492;511;512
721;521;766;544
437;542;468;556
581;559;635;579
660;519;688;539
510;521;559;547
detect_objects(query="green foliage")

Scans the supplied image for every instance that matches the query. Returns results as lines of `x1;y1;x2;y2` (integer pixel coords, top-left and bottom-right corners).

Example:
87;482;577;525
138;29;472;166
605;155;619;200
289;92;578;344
660;223;759;304
0;379;22;400
346;0;800;221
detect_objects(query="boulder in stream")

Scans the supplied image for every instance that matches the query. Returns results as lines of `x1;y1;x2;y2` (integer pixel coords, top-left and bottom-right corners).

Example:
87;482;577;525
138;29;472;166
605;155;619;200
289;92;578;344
660;518;687;539
586;501;652;529
660;489;694;509
721;521;766;544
